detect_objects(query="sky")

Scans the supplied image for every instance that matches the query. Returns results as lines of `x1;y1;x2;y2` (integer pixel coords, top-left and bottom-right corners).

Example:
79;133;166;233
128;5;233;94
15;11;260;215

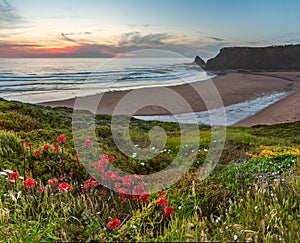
0;0;300;58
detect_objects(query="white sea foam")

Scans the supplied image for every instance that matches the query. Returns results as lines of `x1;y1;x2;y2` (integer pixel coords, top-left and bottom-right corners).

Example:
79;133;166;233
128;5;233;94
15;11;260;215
135;90;296;126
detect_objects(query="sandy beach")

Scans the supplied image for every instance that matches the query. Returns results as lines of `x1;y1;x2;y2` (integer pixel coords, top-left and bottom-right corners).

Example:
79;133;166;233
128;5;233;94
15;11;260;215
235;72;300;126
40;71;300;125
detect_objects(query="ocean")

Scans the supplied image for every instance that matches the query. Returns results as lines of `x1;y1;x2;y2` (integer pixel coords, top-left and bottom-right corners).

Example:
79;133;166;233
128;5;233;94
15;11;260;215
0;58;210;103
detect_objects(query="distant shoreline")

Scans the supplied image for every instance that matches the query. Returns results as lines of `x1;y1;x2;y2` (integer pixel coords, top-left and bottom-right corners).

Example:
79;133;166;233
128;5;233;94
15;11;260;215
38;71;300;126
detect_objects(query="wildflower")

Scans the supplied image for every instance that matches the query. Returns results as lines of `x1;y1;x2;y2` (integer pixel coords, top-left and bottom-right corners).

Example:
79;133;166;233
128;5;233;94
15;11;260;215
163;206;175;218
133;174;144;180
85;177;100;187
107;219;121;229
42;144;51;150
99;190;105;196
122;175;134;186
99;158;108;166
100;154;108;159
157;198;168;207
58;182;72;193
34;150;42;156
158;191;165;197
97;166;105;173
20;139;26;144
48;178;58;185
110;171;119;180
139;192;149;203
118;187;129;195
57;135;66;143
53;146;60;153
233;235;238;241
38;186;45;192
6;171;19;182
108;156;115;162
24;178;36;188
26;142;33;148
84;139;92;147
132;185;145;195
114;182;121;190
164;206;174;214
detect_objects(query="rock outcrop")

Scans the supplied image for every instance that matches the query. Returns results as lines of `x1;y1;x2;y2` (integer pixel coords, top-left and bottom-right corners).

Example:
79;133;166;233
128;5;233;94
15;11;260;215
194;55;206;66
205;44;300;70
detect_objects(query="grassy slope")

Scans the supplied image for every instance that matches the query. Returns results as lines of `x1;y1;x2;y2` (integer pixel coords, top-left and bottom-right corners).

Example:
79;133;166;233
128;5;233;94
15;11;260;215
0;98;299;242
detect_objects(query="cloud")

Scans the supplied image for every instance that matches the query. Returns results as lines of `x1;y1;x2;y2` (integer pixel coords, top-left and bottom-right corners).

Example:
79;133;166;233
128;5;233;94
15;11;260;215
208;36;224;42
0;0;27;29
118;32;174;46
60;32;78;43
0;43;40;48
127;24;154;28
64;32;92;36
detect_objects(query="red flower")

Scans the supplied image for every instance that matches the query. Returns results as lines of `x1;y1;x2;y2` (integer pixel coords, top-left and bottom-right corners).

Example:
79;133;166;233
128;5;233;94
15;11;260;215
92;161;100;167
108;156;115;162
107;219;121;229
139;192;149;203
158;191;165;197
53;146;60;153
26;142;33;148
133;174;144;180
42;144;51;150
34;150;42;156
85;177;100;187
99;158;108;166
20;139;26;144
57;135;66;143
48;178;58;185
6;171;19;182
100;154;108;159
118;187;129;195
24;178;36;188
97;166;105;173
38;186;45;192
109;171;119;180
122;175;133;186
99;190;105;196
164;206;174;214
157;198;168;207
114;182;121;190
58;182;72;193
132;185;145;195
163;206;174;218
84;139;92;147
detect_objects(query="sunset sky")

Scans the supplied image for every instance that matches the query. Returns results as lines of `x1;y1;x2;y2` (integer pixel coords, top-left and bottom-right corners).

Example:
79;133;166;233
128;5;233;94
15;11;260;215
1;0;300;58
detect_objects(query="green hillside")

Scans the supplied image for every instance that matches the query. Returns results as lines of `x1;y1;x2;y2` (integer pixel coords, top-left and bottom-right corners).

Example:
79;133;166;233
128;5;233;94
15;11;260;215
0;98;299;242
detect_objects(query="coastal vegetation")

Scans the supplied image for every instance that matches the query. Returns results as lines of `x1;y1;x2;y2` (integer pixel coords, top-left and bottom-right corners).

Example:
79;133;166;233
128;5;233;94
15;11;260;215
0;98;299;242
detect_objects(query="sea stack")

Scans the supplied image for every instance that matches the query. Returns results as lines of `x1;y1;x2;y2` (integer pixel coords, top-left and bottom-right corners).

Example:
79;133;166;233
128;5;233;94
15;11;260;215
194;55;206;67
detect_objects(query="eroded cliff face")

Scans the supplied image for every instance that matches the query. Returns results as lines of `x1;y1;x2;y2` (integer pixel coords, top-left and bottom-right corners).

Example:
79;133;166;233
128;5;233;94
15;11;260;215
205;44;300;70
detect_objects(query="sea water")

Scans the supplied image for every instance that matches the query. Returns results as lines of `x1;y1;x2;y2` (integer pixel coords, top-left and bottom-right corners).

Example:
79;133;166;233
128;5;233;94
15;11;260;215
0;58;210;103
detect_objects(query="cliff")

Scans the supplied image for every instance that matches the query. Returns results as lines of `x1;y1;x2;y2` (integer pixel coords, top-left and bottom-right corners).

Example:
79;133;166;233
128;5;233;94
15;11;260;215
204;44;300;70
